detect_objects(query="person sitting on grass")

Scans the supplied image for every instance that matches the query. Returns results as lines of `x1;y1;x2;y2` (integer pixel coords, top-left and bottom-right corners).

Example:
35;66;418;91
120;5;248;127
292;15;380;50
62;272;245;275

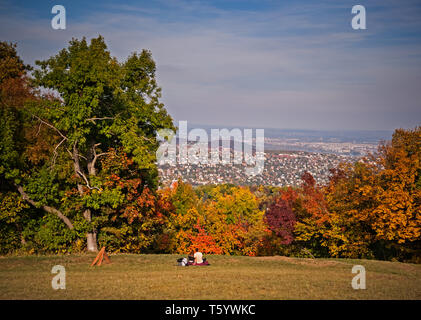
193;248;203;265
188;250;195;264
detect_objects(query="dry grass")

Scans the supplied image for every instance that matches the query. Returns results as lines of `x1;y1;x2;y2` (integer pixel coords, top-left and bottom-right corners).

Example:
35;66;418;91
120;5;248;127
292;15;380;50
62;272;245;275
0;254;420;300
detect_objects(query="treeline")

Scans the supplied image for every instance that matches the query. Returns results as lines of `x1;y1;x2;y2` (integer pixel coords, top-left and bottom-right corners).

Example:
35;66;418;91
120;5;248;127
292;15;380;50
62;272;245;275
0;37;420;262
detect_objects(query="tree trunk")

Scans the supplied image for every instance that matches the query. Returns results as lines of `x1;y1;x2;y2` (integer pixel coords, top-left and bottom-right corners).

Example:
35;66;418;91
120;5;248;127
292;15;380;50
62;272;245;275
87;232;98;252
83;207;98;252
73;143;99;252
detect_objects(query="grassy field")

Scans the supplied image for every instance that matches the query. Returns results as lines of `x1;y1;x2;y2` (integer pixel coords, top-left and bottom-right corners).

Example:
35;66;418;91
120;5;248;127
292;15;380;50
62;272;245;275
0;254;420;299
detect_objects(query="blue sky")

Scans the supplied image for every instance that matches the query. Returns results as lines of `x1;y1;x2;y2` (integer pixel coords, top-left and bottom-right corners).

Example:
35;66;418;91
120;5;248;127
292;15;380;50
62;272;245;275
1;0;421;130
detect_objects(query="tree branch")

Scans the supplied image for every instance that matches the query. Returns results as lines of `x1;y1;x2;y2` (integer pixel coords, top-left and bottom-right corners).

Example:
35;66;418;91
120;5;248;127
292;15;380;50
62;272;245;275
15;184;74;230
32;114;68;140
76;169;100;191
51;137;67;166
89;142;109;176
86;117;115;123
32;114;71;166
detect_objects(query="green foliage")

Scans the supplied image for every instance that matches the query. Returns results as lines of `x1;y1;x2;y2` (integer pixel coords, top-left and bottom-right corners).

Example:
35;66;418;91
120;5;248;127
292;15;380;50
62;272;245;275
32;214;78;253
0;107;21;179
32;36;174;173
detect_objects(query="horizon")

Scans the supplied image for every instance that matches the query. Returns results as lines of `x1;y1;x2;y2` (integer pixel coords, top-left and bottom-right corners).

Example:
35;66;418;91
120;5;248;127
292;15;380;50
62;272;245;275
179;122;395;143
186;122;396;133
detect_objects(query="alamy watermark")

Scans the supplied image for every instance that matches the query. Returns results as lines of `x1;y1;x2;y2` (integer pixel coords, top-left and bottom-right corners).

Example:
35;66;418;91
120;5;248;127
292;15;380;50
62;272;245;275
51;5;66;30
156;121;265;176
351;265;366;290
351;5;366;30
51;265;66;290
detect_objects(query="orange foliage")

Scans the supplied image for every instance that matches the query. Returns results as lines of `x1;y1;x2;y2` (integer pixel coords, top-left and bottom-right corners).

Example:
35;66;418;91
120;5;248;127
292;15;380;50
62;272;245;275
187;223;223;255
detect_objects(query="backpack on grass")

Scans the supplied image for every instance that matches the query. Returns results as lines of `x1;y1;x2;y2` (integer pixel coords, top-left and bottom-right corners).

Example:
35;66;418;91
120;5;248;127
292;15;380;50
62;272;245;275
177;257;188;266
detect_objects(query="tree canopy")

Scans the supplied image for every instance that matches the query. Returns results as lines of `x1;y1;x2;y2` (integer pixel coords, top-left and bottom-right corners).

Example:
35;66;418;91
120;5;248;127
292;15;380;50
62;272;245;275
1;36;174;252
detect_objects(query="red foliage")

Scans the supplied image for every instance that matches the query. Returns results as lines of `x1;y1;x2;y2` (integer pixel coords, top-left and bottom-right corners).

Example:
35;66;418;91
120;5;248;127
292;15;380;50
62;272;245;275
301;172;329;224
265;197;296;244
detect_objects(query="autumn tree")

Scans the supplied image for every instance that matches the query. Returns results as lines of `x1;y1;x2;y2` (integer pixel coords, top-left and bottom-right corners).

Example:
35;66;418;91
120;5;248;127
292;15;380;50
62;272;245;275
200;185;267;255
324;127;421;260
374;127;421;246
3;36;174;252
265;190;297;245
156;180;203;253
323;162;379;258
288;172;330;257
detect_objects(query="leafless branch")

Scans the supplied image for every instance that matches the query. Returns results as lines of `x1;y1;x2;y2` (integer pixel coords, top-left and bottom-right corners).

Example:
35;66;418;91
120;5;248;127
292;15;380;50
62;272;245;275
51;137;67;167
76;169;100;191
31;115;70;167
89;142;109;176
32;114;67;140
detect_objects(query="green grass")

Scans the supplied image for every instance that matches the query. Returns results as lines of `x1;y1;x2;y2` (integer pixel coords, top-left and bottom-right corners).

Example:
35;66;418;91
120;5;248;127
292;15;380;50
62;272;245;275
0;254;420;299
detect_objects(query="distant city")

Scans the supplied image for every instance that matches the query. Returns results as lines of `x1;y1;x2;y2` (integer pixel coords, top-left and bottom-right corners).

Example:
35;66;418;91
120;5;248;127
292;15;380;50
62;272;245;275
264;137;377;155
158;127;392;187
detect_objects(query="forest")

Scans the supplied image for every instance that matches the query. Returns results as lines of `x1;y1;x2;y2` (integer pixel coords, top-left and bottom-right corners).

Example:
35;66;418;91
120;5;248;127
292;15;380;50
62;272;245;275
1;37;420;263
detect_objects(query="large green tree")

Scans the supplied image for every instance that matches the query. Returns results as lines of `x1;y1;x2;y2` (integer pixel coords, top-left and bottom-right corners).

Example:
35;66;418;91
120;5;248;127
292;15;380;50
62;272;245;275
3;36;174;251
